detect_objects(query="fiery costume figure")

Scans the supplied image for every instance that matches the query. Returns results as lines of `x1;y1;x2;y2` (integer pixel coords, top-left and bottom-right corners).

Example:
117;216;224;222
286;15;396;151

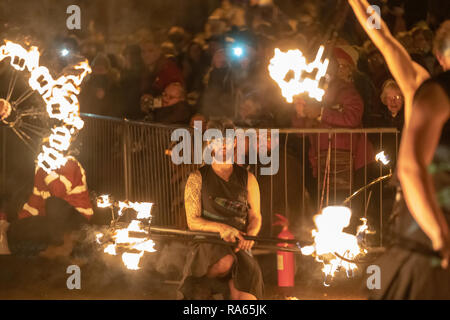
7;153;93;257
349;0;450;298
180;119;263;300
18;156;93;220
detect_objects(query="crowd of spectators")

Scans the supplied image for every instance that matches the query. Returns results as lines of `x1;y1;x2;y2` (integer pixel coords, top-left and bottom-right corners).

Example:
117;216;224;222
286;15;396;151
41;1;447;218
51;0;444;131
1;0;448;241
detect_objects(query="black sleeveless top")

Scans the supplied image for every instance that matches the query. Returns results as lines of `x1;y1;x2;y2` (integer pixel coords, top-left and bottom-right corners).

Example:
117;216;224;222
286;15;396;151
199;164;249;232
391;71;450;249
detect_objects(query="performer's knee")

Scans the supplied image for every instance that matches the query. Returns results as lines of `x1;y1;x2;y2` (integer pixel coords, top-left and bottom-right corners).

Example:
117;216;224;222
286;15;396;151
207;254;234;278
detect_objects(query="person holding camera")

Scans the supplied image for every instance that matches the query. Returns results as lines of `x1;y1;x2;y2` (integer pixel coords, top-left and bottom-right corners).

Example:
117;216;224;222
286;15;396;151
141;82;191;125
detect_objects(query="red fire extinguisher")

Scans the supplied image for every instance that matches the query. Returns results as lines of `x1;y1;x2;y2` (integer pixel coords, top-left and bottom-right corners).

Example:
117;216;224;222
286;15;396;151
273;214;295;287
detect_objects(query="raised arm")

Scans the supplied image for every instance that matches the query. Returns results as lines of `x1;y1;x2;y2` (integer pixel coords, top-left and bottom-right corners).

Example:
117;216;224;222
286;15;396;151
397;83;450;267
348;0;430;125
184;170;243;242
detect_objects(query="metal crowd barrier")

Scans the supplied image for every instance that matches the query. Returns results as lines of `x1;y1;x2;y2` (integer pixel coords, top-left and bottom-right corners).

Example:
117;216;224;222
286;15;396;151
0;114;399;245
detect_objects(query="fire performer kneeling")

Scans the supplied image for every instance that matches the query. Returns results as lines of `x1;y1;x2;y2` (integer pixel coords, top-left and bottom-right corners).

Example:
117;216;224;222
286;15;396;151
179;119;264;300
7;142;93;257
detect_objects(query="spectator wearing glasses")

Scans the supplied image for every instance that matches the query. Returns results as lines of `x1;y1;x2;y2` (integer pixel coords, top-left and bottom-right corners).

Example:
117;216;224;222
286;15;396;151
379;79;405;132
142;82;191;125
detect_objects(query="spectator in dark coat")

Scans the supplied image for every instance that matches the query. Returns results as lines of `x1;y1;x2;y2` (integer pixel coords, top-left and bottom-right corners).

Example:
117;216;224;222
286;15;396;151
79;53;121;117
143;82;191;125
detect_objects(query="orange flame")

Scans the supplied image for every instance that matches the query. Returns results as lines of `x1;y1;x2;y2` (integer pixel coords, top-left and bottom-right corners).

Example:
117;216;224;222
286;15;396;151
96;195;155;270
301;206;367;282
268;46;329;103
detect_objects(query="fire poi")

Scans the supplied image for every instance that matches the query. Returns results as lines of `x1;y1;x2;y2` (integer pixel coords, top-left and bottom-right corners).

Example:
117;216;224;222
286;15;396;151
268;45;329;103
0;40;91;173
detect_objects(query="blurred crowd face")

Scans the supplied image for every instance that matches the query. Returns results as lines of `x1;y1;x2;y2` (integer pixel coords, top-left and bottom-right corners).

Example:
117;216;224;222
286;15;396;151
189;43;203;62
384;87;404;117
413;30;432;54
141;41;161;67
239;97;260;119
212;49;228;68
190;113;207;130
336;58;353;83
367;51;386;75
162;83;185;107
92;63;108;75
81;43;98;61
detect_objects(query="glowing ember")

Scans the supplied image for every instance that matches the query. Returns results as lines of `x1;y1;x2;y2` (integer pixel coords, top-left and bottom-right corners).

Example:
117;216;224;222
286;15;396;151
104;244;116;256
0;40;91;173
122;252;144;270
375;151;390;165
268;46;329;103
97;195;112;208
301;206;367;284
95;232;103;244
0;99;11;121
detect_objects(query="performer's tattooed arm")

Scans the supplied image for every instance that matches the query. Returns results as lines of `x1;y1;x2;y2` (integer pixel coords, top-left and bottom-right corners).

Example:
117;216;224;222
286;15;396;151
184;170;243;243
348;0;430;126
398;83;450;268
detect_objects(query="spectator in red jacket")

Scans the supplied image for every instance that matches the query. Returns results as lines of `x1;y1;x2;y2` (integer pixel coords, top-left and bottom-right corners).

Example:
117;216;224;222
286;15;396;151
140;39;184;96
292;49;377;231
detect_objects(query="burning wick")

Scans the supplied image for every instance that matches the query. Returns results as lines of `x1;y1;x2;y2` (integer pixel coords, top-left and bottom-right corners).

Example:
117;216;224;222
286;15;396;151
375;151;390;166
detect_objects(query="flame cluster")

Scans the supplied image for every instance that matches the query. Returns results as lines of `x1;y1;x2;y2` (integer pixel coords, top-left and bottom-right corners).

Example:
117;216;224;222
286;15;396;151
0;41;91;173
375;151;390;166
268;46;329;103
96;195;155;270
300;206;367;285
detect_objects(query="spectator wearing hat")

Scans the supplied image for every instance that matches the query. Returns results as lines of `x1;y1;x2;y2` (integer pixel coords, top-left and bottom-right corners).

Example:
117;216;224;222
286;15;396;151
333;46;379;129
79;53;122;117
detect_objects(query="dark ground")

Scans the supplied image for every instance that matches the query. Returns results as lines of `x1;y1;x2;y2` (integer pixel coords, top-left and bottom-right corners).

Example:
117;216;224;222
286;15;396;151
0;248;368;300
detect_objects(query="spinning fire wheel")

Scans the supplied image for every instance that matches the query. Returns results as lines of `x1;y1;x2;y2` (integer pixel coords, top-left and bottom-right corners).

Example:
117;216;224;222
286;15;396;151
0;40;91;173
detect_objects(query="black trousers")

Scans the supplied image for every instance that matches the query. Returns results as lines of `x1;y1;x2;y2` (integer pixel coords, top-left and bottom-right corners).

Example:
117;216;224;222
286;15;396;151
7;197;86;256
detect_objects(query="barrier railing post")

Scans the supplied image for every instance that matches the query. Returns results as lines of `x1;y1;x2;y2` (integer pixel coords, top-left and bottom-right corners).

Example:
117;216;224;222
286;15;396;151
123;121;130;201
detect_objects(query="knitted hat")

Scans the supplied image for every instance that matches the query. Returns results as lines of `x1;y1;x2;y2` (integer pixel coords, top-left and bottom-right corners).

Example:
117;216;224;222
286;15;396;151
333;46;359;67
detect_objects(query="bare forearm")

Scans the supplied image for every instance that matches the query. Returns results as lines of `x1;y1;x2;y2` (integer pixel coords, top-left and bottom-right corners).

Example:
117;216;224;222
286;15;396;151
348;0;392;47
187;217;230;234
247;212;262;236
